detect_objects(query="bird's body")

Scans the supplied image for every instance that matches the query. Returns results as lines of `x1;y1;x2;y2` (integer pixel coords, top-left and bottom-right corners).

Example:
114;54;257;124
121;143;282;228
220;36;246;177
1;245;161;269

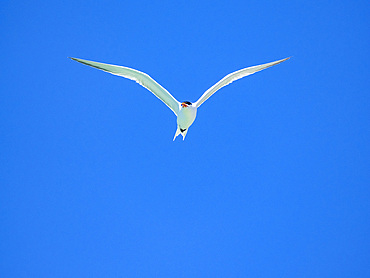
70;57;290;140
175;103;197;140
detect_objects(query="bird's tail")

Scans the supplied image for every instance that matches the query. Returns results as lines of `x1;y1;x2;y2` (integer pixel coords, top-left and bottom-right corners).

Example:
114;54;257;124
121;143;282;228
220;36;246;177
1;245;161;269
173;126;188;141
181;129;188;140
173;126;181;141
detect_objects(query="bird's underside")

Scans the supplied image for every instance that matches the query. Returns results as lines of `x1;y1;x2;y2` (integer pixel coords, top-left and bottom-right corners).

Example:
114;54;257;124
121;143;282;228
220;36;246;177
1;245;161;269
70;57;290;140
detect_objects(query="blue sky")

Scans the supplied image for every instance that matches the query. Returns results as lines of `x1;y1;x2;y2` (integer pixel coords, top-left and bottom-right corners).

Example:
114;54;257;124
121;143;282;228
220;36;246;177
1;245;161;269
1;0;369;277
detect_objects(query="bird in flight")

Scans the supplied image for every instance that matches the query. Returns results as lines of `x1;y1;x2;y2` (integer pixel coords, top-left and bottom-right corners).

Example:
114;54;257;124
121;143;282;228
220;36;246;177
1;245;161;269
70;57;289;140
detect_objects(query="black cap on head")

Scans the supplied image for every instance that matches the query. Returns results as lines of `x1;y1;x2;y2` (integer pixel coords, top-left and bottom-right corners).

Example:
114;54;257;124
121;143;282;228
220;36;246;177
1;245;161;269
183;101;192;105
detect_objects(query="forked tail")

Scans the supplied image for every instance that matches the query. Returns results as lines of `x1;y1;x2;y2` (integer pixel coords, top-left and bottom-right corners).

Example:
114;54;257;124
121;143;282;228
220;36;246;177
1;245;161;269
173;126;188;141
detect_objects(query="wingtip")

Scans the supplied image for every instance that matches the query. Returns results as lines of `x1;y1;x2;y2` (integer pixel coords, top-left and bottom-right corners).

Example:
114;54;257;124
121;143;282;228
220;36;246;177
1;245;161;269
273;57;291;66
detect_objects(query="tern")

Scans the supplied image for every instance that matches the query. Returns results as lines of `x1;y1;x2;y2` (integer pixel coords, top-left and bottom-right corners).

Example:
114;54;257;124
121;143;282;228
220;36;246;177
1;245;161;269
70;57;289;140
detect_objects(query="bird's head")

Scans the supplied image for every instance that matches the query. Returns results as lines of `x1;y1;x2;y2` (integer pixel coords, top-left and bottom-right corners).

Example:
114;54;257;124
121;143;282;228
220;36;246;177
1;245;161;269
181;101;192;108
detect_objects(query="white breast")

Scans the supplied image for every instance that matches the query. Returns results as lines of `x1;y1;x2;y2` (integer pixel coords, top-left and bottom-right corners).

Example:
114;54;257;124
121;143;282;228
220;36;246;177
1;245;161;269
177;105;197;129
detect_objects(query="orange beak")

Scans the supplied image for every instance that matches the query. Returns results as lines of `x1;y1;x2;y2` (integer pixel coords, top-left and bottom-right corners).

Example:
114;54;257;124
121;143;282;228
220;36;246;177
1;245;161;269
181;103;188;108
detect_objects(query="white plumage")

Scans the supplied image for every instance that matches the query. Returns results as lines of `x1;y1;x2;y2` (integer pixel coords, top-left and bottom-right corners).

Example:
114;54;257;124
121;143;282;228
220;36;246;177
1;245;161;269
70;57;290;140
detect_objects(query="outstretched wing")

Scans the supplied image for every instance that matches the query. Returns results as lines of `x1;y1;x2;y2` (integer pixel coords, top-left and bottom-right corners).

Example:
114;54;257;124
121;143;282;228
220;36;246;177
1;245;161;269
194;57;290;108
70;57;180;115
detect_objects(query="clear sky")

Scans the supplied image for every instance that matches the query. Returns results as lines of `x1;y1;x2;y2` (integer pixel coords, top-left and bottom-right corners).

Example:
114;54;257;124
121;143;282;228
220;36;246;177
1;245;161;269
1;0;369;277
